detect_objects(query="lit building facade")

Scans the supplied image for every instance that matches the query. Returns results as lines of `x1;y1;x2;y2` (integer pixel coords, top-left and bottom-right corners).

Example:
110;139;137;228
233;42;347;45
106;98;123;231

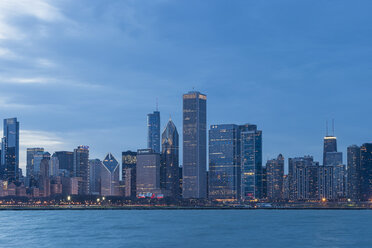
347;145;361;201
182;91;207;199
266;154;284;201
122;151;137;198
208;124;240;201
73;146;90;195
360;143;372;201
240;124;262;200
136;149;161;196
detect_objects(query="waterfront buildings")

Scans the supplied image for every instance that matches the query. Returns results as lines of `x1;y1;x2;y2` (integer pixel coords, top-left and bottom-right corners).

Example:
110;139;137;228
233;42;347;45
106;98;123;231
208;124;240;201
147;111;160;154
89;159;102;195
323;136;337;166
136;149;161;196
1;118;20;182
182;91;207;199
161;119;180;198
266;154;284;201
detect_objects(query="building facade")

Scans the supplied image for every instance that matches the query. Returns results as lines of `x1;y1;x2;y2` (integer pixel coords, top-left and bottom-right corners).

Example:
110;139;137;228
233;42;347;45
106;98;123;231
100;153;120;196
1;118;20;182
266;154;284;201
208;124;240;201
161;119;180;198
347;145;361;201
73;146;90;195
240;124;262;200
360;143;372;201
122;151;137;198
147;111;160;153
182;91;207;199
136;149;161;196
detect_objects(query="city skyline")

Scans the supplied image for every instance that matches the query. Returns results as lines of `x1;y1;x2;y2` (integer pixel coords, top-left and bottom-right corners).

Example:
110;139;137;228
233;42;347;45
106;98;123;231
1;1;372;173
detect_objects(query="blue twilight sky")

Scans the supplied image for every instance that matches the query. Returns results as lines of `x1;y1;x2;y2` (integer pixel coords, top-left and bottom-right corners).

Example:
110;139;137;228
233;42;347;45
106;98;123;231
0;0;371;173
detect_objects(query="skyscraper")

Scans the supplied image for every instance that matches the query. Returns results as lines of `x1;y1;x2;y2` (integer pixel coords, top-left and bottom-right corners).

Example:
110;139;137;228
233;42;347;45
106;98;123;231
161;119;180;198
266;154;284;201
73;146;90;195
208;124;240;201
323;136;337;166
101;153;120;196
1;118;19;182
182;91;207;199
347;145;361;201
122;151;137;198
26;148;44;185
360;143;372;202
89;159;102;195
289;156;319;201
136;149;161;196
147;111;160;153
54;151;74;176
240;124;262;200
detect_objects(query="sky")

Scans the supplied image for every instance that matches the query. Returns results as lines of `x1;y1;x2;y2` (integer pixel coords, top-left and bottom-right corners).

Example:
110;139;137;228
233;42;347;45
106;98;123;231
0;0;371;173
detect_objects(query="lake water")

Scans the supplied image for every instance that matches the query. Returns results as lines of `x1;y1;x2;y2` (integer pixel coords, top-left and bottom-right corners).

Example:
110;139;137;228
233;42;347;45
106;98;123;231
0;210;371;247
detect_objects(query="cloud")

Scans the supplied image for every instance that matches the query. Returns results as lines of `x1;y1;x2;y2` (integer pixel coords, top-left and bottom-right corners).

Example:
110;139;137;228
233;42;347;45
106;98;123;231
0;0;65;40
19;129;68;170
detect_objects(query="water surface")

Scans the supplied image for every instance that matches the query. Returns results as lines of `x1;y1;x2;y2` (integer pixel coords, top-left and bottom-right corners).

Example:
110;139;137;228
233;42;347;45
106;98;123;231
0;210;370;248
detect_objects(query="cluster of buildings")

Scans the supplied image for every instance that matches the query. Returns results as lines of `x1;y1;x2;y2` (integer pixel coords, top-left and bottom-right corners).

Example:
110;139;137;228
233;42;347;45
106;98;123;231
0;91;371;204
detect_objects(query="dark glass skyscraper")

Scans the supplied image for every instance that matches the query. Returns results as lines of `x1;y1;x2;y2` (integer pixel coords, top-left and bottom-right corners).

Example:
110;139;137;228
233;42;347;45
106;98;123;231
54;151;74;176
1;118;20;182
266;154;284;201
240;124;262;200
147;111;160;154
122;151;137;198
182;91;207;199
208;124;240;200
347;145;361;201
161;119;180;198
323;136;337;165
360;143;372;201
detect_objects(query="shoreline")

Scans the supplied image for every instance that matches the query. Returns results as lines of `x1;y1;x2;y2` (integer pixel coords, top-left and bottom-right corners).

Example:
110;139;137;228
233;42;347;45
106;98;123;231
1;206;371;211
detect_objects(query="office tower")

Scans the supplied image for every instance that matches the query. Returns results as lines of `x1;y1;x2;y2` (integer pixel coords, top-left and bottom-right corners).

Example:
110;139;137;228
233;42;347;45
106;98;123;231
39;152;51;197
323;136;337;166
147;111;160;153
100;153;120;196
208;124;240;201
73;146;90;195
289;156;319;201
1;118;20;182
89;159;102;195
122;151;137;198
347;145;361;201
49;154;60;177
160;119;180;198
360;143;372;201
26;148;44;186
262;166;267;199
182;91;207;199
54;151;74;176
240;124;263;200
266;154;284;201
136;149;161;196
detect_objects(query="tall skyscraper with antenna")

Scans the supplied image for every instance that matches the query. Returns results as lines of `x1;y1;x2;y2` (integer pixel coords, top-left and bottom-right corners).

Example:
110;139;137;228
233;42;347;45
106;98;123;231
323;120;337;166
